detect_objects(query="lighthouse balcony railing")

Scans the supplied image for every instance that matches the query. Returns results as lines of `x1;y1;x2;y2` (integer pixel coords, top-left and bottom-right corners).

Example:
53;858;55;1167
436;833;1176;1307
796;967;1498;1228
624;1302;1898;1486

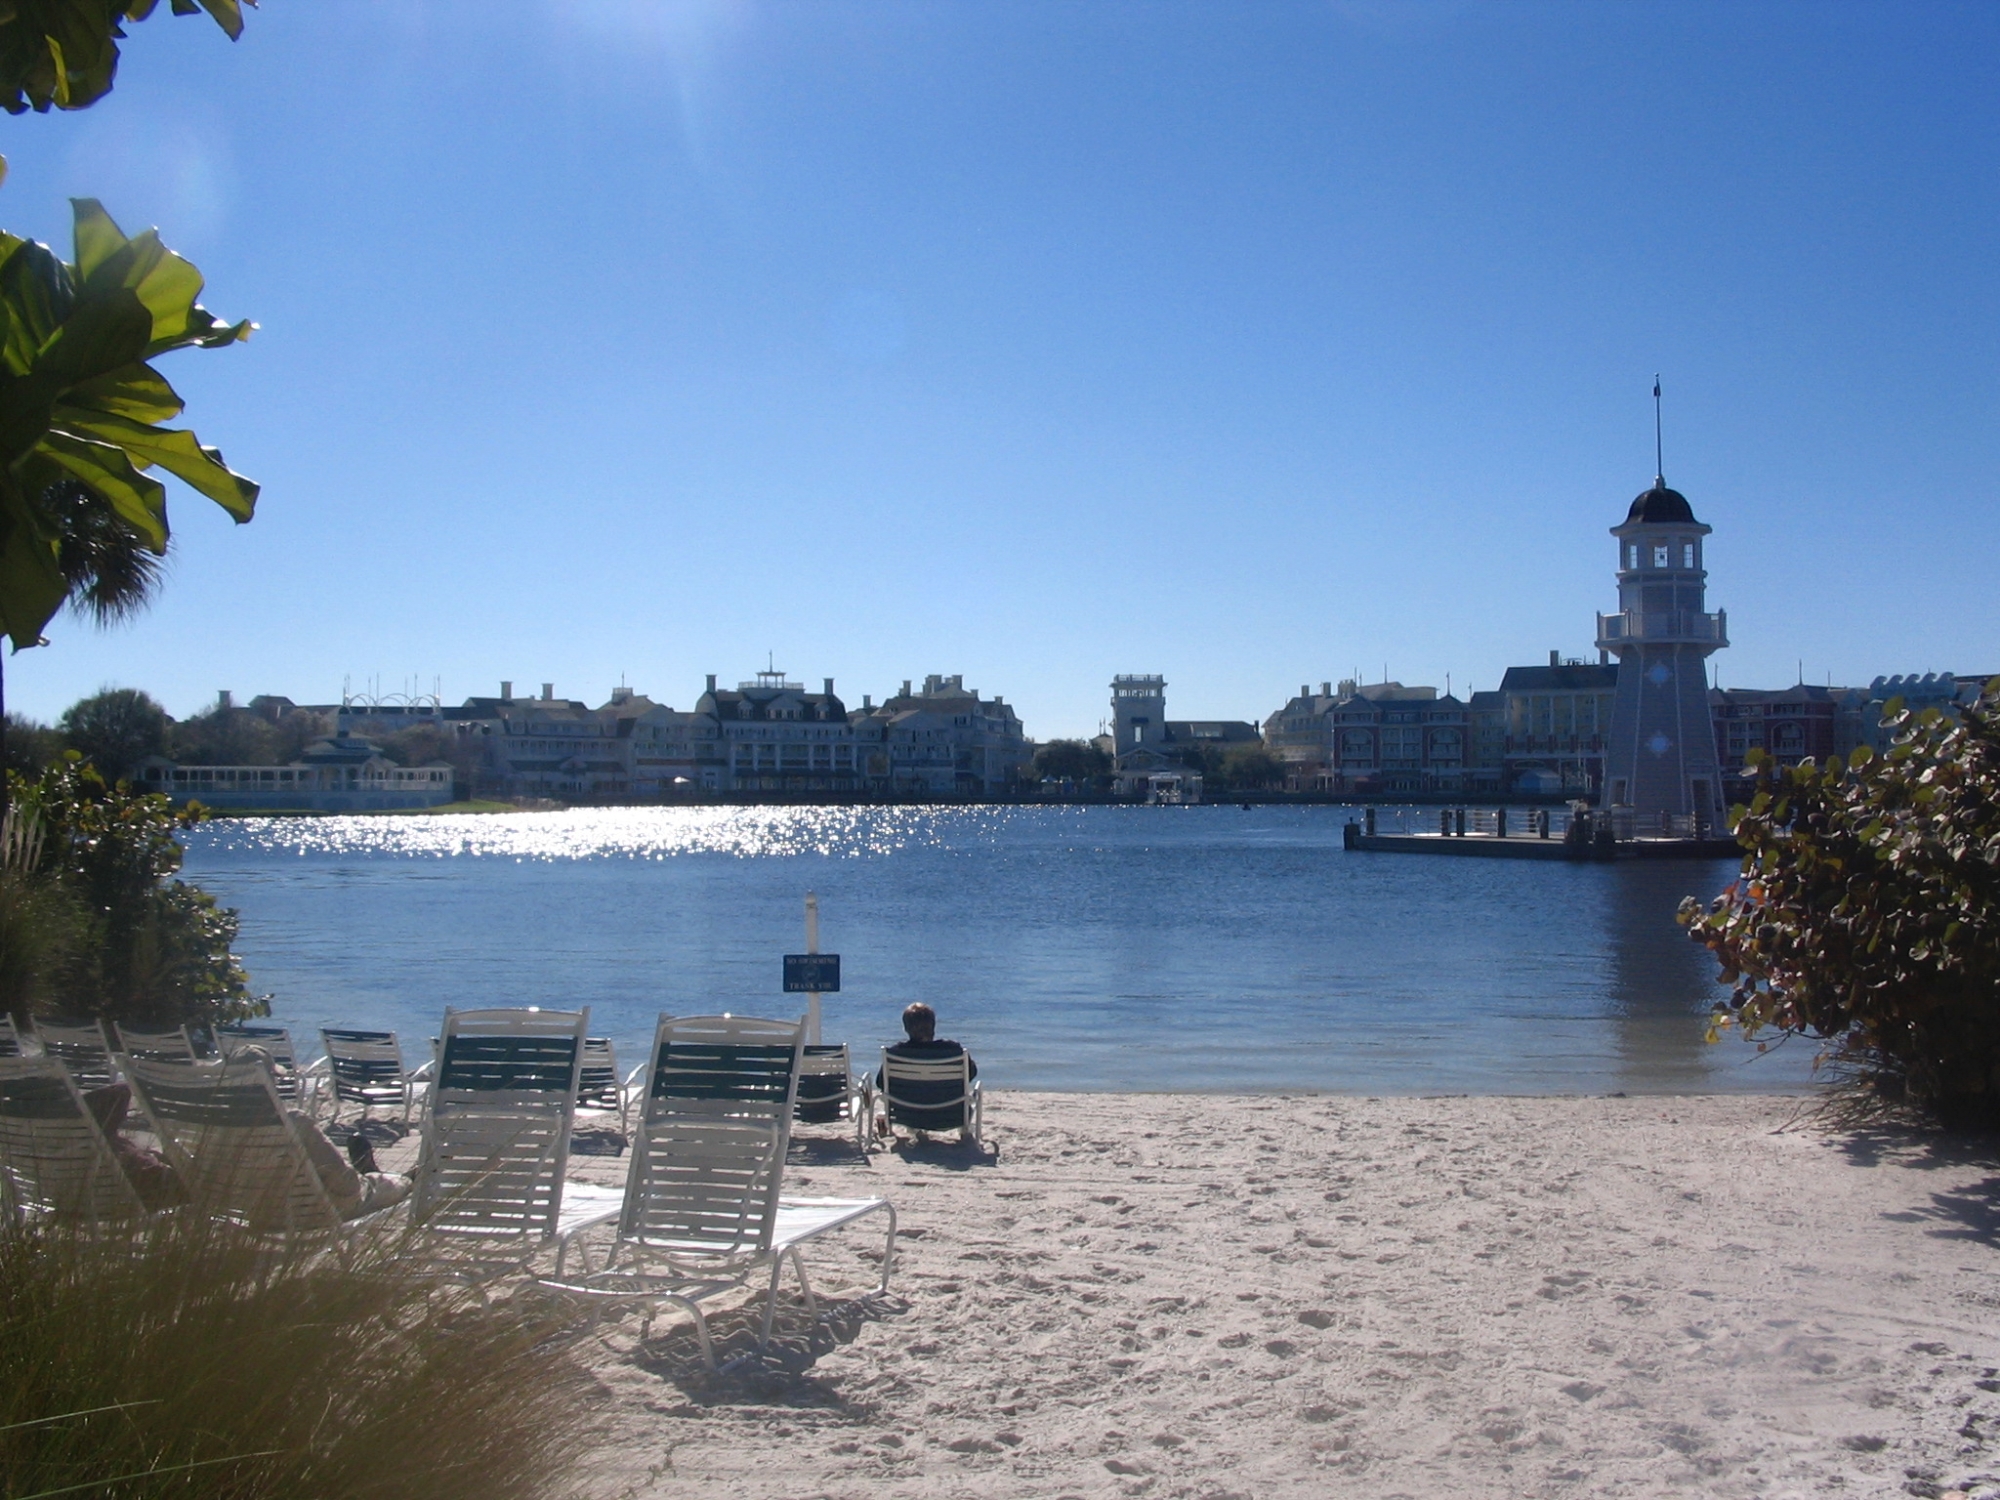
1595;609;1727;647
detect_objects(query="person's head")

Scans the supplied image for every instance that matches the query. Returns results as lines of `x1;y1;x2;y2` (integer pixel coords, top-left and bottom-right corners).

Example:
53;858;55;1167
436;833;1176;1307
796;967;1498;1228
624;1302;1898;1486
901;1003;937;1043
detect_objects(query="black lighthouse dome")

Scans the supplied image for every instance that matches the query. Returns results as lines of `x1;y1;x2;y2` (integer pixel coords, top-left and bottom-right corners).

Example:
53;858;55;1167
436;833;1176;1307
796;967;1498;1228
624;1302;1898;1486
1626;480;1695;525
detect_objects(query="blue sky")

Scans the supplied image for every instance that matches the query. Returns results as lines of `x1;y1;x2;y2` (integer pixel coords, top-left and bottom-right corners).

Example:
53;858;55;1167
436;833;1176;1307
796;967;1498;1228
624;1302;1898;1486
3;1;1995;737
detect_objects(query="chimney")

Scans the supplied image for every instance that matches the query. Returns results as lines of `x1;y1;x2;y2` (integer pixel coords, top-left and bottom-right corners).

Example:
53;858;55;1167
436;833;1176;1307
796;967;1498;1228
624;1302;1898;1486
1320;681;1331;696
1300;684;1309;699
218;689;232;712
901;680;911;697
501;681;513;701
1549;650;1560;668
863;694;873;711
823;677;834;697
542;683;554;701
705;674;717;694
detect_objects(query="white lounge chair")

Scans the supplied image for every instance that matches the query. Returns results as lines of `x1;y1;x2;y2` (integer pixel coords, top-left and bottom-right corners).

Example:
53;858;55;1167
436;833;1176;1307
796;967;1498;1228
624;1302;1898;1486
796;1043;870;1151
0;1014;23;1058
407;1008;622;1277
0;1056;148;1223
112;1021;200;1066
874;1047;982;1146
639;1013;806;1121
576;1036;629;1133
124;1053;378;1237
34;1018;117;1090
541;1014;893;1365
319;1027;417;1127
216;1023;310;1107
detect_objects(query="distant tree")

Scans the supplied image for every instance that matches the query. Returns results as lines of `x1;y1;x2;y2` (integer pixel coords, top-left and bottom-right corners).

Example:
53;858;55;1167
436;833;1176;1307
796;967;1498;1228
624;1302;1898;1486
1;713;59;777
373;721;456;769
1680;683;2000;1128
58;685;164;782
1219;744;1282;791
269;707;333;763
0;0;251;115
168;704;276;766
1034;739;1111;784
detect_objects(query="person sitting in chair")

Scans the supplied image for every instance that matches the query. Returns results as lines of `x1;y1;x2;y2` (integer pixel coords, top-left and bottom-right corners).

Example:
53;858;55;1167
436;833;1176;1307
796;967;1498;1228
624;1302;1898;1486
877;1003;977;1142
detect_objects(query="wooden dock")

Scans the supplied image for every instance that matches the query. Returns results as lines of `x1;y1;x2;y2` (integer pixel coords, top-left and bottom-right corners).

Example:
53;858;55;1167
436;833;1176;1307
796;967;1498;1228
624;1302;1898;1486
1345;825;1739;862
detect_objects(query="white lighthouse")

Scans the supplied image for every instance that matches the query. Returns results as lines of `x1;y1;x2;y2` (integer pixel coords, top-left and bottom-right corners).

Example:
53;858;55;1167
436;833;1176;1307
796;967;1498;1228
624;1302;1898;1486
1595;475;1728;830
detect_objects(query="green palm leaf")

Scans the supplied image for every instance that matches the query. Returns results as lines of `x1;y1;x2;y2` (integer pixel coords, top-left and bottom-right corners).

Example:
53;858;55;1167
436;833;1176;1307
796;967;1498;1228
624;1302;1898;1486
0;198;254;648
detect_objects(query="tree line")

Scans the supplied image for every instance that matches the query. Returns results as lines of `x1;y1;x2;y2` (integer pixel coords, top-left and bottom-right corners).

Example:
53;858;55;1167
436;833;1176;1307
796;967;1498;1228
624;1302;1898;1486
6;688;465;785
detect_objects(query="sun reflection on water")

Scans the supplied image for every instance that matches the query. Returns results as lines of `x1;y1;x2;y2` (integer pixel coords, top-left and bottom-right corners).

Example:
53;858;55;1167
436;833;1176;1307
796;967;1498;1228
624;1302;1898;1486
189;805;1042;861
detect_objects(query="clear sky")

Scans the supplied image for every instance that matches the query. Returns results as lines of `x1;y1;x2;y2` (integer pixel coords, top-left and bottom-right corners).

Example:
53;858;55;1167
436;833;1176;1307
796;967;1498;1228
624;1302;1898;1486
3;1;1995;738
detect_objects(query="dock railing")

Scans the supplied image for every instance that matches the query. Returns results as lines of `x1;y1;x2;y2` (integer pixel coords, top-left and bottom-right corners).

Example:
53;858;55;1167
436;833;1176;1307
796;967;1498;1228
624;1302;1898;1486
1354;805;1721;842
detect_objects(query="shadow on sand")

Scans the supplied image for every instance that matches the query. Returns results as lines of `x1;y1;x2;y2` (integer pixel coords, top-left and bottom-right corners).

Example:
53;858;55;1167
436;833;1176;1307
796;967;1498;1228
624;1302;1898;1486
1829;1126;2000;1247
627;1292;908;1406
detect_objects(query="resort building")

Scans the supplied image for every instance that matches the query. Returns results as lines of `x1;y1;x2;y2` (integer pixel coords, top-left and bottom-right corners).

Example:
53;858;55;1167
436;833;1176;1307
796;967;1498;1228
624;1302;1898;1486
445;684;632;801
1497;655;1619;797
136;732;455;813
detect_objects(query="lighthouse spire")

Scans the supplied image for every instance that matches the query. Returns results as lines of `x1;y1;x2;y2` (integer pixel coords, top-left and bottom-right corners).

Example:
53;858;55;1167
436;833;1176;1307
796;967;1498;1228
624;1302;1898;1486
1652;375;1664;487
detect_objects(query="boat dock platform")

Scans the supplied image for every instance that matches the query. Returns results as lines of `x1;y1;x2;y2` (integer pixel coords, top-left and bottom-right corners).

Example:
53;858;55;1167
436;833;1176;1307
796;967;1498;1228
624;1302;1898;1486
1342;808;1739;862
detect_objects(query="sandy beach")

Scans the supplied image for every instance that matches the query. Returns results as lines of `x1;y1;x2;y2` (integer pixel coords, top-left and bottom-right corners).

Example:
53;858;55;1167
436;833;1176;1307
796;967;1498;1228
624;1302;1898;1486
514;1092;2000;1499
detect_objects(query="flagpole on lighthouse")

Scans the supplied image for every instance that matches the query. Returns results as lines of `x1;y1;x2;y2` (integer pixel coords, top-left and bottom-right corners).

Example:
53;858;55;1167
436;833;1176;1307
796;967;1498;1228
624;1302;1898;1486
1653;375;1664;485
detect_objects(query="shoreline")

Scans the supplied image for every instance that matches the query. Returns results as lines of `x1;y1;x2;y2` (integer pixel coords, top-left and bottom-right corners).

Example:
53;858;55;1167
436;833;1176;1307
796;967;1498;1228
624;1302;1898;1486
509;1089;2000;1499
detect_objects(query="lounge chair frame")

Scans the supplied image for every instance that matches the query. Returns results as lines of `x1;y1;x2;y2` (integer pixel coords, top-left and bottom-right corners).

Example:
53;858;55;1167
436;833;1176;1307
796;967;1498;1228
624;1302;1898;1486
34;1018;118;1090
124;1053;365;1238
318;1027;417;1127
576;1035;630;1133
408;1008;621;1278
796;1042;871;1151
216;1023;311;1108
112;1022;200;1067
543;1015;895;1366
873;1047;982;1146
0;1056;148;1224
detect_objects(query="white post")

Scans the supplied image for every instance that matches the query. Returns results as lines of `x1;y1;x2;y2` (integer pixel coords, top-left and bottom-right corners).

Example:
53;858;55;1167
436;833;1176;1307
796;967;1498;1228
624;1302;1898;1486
804;890;821;1045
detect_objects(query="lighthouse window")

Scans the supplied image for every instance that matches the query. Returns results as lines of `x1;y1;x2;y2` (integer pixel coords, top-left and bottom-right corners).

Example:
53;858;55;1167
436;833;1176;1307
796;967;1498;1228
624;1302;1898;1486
1682;542;1695;568
1652;544;1669;567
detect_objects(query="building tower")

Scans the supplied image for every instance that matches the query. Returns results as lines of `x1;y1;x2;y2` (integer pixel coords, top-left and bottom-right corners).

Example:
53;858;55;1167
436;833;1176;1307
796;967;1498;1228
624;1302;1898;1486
1110;675;1167;758
1595;477;1728;827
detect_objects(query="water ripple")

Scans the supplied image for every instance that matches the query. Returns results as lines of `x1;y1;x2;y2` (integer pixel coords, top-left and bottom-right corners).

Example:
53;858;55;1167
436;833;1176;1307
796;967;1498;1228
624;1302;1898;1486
187;804;1050;862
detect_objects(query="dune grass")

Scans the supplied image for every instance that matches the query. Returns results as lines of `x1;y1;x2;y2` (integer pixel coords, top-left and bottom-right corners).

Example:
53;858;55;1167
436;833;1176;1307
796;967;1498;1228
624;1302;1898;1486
0;1215;603;1500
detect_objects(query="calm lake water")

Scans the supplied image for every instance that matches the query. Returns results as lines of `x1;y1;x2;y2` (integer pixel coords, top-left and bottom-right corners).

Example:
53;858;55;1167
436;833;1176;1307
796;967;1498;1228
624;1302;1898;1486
178;805;1813;1096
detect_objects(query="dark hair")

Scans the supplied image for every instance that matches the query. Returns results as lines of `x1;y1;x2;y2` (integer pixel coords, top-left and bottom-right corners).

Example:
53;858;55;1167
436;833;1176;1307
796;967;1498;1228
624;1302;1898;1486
901;1003;936;1040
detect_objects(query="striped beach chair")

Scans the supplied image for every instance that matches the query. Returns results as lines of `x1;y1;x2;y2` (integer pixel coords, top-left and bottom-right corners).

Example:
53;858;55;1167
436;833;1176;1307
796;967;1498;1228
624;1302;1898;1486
0;1056;148;1223
408;1008;622;1278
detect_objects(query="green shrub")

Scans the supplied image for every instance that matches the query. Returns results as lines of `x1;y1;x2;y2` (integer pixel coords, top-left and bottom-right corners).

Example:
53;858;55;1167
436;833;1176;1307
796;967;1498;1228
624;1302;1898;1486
3;758;260;1028
0;1216;603;1500
1680;681;2000;1127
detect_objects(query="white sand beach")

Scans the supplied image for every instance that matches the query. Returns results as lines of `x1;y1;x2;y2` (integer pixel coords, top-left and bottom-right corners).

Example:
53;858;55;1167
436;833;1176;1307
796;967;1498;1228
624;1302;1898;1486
529;1092;2000;1499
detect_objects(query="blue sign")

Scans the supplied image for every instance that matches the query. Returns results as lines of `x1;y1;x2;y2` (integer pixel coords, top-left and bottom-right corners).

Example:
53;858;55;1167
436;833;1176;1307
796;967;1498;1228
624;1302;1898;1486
783;954;841;993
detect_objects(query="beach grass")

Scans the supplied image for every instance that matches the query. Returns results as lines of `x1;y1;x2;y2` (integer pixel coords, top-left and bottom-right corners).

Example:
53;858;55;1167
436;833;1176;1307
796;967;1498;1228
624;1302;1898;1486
0;1214;601;1500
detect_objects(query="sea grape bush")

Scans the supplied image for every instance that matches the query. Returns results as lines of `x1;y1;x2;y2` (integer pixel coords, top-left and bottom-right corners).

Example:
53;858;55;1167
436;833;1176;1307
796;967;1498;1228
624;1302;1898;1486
1679;681;2000;1127
1;754;259;1026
